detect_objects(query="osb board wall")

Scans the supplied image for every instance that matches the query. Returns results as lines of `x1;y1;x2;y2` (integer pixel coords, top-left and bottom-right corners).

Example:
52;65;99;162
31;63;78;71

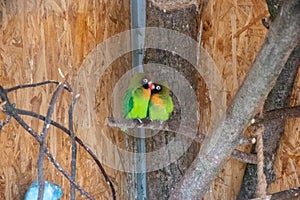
200;0;269;199
268;68;300;194
0;0;299;200
0;0;130;199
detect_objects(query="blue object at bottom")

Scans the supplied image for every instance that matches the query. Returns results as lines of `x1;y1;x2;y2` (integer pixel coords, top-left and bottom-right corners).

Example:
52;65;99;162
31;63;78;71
24;180;63;200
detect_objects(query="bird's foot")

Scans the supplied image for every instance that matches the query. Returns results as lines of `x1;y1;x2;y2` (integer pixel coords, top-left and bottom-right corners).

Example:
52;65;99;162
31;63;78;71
135;118;143;124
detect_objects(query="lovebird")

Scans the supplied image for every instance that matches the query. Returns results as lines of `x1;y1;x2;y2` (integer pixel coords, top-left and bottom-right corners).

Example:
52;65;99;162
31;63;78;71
122;73;154;119
148;83;174;121
24;180;63;200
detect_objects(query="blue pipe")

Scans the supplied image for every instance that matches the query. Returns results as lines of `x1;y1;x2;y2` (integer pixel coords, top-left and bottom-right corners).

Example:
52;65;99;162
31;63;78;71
130;0;147;199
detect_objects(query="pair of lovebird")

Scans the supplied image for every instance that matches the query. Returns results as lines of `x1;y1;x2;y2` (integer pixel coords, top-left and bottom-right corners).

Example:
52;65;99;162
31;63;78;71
122;73;174;121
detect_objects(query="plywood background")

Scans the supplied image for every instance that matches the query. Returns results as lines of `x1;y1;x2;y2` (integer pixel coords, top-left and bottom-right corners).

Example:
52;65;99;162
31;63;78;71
0;0;130;199
0;0;299;199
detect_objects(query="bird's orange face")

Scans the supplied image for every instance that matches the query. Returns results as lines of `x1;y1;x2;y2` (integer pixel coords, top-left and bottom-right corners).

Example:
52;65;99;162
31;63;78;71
142;86;151;99
149;83;164;105
150;93;163;105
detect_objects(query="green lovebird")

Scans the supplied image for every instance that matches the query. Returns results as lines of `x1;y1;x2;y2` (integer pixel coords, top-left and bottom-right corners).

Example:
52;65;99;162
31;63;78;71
148;83;174;121
122;73;154;119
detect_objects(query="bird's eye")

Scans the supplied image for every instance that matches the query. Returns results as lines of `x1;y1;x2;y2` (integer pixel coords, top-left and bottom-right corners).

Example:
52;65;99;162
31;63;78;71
156;85;161;91
142;78;148;84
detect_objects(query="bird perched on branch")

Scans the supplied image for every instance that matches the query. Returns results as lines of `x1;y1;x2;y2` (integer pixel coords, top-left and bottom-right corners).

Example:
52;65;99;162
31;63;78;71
122;73;154;120
148;83;174;121
24;180;63;200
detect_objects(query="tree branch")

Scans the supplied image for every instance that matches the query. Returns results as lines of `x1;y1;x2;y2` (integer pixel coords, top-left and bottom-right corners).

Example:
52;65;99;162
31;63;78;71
38;82;65;200
14;108;116;199
68;92;78;200
106;118;205;142
169;0;300;198
255;105;300;125
0;85;94;199
107;103;300;165
107;104;300;143
270;187;300;200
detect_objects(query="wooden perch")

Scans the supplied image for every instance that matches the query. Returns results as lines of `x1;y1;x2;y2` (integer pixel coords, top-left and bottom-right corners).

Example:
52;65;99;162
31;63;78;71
108;105;300;140
106;118;205;142
107;117;257;164
107;104;300;165
169;0;300;199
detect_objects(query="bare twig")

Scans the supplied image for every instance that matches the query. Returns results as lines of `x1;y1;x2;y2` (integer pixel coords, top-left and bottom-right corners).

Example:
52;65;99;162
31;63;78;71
107;118;257;163
16;109;95;199
4;80;115;194
6;80;61;92
37;82;65;200
1;80;118;199
0;85;94;199
15;108;116;199
69;93;78;200
107;104;300;142
44;147;95;200
107;117;207;143
0;109;12;132
0;86;42;142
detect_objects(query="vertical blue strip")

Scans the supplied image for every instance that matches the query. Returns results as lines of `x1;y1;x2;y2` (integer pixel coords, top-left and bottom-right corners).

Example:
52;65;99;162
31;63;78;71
131;0;147;199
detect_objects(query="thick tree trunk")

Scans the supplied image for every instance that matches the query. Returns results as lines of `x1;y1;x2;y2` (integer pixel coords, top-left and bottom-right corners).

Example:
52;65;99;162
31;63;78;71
144;0;201;199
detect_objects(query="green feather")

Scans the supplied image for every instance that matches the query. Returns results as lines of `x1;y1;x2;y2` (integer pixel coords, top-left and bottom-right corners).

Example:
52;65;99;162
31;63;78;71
149;84;174;121
122;73;151;119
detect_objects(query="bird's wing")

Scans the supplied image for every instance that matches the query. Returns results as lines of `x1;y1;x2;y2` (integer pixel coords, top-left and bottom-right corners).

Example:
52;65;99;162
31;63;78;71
122;89;134;118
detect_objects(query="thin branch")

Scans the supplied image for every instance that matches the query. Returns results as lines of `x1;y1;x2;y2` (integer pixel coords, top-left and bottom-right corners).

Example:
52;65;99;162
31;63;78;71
106;106;300;165
270;187;300;200
0;86;94;199
107;117;207;143
107;118;256;164
0;111;12;132
107;117;257;144
37;82;65;200
255;105;300;125
15;109;116;199
4;81;115;194
107;104;300;142
0;86;42;142
69;93;78;200
6;80;60;92
43;147;95;200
